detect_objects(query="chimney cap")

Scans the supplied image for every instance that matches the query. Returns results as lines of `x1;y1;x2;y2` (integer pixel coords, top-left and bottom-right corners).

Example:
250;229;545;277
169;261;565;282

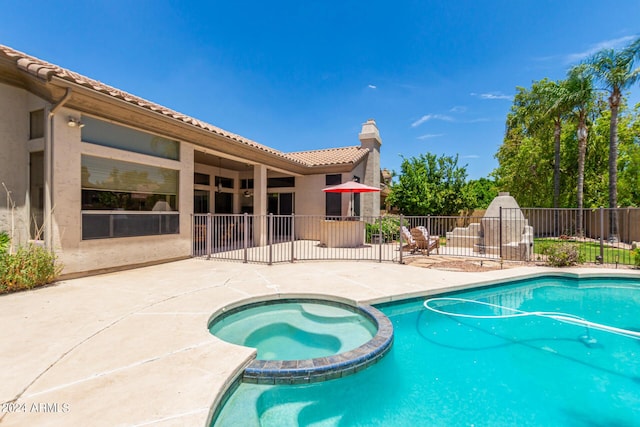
359;118;382;145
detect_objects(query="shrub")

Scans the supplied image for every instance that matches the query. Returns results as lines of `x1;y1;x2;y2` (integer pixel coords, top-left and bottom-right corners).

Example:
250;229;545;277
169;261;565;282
632;248;640;269
0;231;9;254
534;239;553;260
541;242;584;267
366;216;401;243
0;244;62;293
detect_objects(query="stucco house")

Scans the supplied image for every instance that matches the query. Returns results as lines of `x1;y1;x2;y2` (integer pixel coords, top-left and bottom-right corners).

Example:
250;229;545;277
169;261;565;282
0;45;382;277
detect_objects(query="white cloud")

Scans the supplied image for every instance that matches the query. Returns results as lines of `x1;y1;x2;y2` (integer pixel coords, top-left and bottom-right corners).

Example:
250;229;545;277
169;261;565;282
450;106;467;113
367;84;377;89
462;154;480;159
564;35;638;64
470;92;512;100
417;133;444;140
411;114;454;127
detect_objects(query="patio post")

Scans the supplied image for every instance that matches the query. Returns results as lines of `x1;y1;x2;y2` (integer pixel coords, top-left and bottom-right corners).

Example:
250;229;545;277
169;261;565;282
399;214;404;264
499;207;503;260
243;212;248;263
268;213;273;266
291;214;295;263
599;207;604;263
378;216;383;263
206;213;212;260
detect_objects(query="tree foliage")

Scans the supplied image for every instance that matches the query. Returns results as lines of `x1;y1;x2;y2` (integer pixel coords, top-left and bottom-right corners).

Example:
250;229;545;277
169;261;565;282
494;36;640;208
464;178;499;210
587;41;640;212
615;104;640;207
387;153;472;215
495;82;557;207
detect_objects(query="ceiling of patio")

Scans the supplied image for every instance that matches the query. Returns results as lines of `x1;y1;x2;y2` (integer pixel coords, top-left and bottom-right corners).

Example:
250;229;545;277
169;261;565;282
194;150;255;172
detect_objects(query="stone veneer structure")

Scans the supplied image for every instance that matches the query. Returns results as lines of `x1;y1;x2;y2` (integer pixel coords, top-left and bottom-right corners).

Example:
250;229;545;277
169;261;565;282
446;192;534;261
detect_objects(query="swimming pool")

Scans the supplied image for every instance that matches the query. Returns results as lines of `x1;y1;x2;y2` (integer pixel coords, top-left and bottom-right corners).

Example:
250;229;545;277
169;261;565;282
209;300;378;360
211;275;640;426
208;298;393;385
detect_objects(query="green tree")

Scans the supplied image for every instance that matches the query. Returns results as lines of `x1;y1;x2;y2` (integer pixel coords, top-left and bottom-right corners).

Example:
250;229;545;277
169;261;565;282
616;104;640;207
587;38;640;237
563;65;595;234
464;178;498;210
583;102;617;208
534;79;575;208
494;39;640;213
387;153;471;215
495;83;557;207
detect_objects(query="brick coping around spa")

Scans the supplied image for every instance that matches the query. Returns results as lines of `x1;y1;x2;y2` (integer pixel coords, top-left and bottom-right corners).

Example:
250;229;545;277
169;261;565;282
241;302;394;385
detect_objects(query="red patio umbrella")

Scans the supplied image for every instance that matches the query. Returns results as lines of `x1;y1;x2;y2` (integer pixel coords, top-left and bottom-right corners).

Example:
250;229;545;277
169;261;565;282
322;181;380;216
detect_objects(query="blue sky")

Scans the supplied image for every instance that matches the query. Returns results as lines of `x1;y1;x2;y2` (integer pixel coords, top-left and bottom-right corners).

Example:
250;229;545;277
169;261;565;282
2;1;639;179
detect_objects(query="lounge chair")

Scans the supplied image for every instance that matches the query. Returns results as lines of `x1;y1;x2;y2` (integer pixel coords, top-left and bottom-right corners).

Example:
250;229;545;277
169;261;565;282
410;226;440;255
400;226;418;253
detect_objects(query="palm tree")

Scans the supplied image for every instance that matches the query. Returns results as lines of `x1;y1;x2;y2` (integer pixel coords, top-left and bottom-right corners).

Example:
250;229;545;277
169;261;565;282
518;79;571;208
563;65;595;236
534;79;573;237
540;80;572;210
587;40;640;239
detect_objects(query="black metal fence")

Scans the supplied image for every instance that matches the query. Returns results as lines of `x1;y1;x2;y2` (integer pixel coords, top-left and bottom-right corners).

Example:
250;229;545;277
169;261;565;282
521;207;640;266
192;208;640;267
192;214;403;264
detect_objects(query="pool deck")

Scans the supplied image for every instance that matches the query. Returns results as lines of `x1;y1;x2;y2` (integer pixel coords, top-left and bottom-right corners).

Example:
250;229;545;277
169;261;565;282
1;259;639;426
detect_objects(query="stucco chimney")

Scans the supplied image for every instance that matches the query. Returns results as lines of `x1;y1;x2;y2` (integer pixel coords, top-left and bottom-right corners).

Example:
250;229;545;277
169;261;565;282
358;119;382;217
358;119;382;147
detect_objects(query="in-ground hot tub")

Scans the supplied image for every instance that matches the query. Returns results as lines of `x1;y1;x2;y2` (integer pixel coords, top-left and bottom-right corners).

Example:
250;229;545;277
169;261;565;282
208;298;393;384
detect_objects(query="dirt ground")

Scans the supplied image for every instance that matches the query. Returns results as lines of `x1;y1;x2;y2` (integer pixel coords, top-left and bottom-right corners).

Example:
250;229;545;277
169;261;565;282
403;255;523;272
404;255;637;272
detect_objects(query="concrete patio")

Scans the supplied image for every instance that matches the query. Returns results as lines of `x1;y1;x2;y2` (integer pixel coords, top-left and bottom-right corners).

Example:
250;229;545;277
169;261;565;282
1;259;638;426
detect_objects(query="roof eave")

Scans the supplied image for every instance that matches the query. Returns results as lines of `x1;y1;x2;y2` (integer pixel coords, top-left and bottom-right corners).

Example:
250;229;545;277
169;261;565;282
47;77;311;173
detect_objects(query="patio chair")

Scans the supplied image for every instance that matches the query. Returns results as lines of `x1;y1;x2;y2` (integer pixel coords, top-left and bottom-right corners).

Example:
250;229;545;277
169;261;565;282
410;226;440;255
400;226;418;253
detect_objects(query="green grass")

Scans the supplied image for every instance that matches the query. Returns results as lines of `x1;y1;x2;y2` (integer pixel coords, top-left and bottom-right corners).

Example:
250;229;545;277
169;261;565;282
534;238;635;265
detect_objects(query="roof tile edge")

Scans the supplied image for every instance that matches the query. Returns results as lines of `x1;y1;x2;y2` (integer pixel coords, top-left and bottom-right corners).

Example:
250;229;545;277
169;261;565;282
1;44;314;166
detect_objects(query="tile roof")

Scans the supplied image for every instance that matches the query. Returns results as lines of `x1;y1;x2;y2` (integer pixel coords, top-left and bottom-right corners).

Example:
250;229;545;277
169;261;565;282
284;146;369;166
0;44;369;170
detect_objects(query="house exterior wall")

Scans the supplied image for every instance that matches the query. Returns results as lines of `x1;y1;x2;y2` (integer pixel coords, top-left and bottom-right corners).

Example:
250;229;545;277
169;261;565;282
45;109;193;276
0;83;47;246
294;174;327;240
295;174;326;216
293;170;375;240
1;75;381;277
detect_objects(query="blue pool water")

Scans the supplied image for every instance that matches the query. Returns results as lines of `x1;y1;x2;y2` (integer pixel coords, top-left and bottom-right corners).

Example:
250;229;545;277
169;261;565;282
212;276;640;426
209;301;377;360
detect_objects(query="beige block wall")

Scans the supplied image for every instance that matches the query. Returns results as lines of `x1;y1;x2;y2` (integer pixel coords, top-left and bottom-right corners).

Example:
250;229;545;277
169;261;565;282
358;151;380;217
